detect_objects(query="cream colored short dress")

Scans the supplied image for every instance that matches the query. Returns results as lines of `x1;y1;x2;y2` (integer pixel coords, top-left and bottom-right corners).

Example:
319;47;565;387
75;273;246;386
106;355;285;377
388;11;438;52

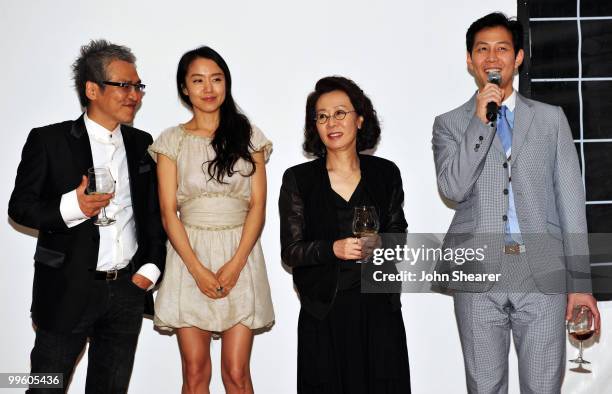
148;124;275;333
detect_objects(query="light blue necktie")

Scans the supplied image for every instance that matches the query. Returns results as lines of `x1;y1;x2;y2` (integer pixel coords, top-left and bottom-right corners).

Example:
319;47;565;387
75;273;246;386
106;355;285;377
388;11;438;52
497;105;522;244
497;105;512;153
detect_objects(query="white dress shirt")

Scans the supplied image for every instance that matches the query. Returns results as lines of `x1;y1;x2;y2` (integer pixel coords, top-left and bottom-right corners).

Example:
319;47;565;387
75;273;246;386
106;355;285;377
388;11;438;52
502;89;516;114
59;113;160;286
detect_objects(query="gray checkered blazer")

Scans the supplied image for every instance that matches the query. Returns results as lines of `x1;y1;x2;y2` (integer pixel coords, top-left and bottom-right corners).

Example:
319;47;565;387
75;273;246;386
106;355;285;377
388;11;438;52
432;92;592;293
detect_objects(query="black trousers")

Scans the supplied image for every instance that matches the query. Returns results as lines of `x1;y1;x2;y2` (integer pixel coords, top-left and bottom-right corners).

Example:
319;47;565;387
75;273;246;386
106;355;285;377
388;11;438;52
28;275;146;394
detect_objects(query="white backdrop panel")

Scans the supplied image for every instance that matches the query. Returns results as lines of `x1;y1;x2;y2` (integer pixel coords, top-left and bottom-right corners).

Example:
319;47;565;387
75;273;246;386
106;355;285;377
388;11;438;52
1;1;608;393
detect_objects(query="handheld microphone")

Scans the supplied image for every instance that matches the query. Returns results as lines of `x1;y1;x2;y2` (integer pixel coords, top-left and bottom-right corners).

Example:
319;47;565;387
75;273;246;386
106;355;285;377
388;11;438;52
486;70;502;122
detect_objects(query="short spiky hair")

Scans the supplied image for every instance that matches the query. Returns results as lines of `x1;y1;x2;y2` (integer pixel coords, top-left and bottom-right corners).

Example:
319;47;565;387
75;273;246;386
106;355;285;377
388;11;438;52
466;12;523;55
71;39;136;107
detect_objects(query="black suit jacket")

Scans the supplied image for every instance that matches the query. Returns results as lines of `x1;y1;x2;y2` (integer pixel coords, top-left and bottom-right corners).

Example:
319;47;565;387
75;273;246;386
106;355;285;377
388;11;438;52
279;154;408;320
8;115;166;333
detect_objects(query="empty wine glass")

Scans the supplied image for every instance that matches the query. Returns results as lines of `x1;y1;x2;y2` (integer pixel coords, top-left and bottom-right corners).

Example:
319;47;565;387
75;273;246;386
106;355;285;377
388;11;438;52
567;305;594;373
352;206;380;263
87;167;116;226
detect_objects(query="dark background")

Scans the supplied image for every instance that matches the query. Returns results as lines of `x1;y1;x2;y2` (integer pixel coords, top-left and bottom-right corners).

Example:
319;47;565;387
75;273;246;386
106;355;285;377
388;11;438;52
518;0;612;299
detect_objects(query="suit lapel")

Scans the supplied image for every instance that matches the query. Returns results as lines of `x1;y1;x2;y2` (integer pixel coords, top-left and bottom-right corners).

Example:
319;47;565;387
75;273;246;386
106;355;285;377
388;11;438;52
464;94;505;156
358;156;385;229
359;156;379;207
67;115;98;256
121;126;141;237
510;94;535;162
121;125;138;182
121;126;139;201
67;115;94;175
316;158;341;238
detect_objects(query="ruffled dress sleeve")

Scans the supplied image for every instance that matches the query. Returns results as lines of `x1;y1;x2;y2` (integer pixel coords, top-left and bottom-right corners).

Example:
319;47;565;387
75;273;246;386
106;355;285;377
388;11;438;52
249;125;273;163
148;126;182;162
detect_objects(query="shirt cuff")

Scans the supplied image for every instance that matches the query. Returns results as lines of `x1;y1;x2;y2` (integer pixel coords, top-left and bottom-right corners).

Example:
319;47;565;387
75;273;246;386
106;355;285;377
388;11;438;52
60;189;88;228
136;263;161;290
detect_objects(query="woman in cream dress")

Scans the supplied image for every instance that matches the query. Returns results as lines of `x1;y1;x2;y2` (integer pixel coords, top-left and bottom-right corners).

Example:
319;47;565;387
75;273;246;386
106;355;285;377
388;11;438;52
148;46;274;394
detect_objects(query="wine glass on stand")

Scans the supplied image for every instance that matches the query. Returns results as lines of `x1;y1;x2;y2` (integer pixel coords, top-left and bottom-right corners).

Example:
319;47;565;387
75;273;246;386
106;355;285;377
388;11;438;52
567;305;595;373
352;206;380;264
87;167;116;226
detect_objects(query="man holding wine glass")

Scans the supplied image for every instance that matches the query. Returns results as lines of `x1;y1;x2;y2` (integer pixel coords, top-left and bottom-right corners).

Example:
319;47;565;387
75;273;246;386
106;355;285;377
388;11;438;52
8;40;166;393
432;13;600;393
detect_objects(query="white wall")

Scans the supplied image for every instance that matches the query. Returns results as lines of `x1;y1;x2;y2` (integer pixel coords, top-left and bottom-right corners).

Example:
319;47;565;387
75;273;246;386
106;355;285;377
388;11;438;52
1;1;608;393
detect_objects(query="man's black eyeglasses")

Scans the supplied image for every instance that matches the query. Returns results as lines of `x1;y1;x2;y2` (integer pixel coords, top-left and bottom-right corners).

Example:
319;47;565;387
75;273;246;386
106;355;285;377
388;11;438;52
102;81;146;93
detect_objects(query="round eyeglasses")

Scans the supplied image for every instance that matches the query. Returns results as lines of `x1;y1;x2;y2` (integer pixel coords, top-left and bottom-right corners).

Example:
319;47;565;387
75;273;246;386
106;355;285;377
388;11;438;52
314;110;357;124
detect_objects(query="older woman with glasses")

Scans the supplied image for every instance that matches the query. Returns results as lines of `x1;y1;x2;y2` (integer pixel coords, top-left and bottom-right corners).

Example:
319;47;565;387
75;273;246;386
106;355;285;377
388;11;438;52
279;76;411;393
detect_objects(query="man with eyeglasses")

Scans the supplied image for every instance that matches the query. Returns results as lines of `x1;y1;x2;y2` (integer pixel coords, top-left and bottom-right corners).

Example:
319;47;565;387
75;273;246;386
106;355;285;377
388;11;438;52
8;40;166;393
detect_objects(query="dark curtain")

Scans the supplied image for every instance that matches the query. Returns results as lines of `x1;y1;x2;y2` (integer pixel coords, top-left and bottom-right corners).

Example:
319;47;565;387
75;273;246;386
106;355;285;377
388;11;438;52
519;0;612;300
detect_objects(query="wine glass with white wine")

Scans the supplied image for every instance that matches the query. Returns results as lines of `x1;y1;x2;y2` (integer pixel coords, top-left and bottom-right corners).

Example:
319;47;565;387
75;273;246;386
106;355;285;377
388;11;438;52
87;167;116;226
352;206;380;263
567;304;595;373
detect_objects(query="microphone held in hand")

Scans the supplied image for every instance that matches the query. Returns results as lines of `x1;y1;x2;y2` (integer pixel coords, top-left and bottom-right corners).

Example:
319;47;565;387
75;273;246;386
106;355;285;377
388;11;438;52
486;70;502;122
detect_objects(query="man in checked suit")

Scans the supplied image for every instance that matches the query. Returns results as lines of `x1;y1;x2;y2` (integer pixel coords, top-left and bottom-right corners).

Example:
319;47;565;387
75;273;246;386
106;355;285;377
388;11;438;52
8;40;165;393
432;13;600;393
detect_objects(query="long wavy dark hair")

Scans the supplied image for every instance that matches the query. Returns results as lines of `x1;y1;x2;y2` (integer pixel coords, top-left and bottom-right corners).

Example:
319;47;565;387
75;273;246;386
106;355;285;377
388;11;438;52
177;46;255;183
303;76;381;158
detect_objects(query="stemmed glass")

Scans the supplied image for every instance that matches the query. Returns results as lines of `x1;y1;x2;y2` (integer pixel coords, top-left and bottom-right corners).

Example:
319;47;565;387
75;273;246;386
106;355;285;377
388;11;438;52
87;167;116;226
352;206;380;263
567;305;595;373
